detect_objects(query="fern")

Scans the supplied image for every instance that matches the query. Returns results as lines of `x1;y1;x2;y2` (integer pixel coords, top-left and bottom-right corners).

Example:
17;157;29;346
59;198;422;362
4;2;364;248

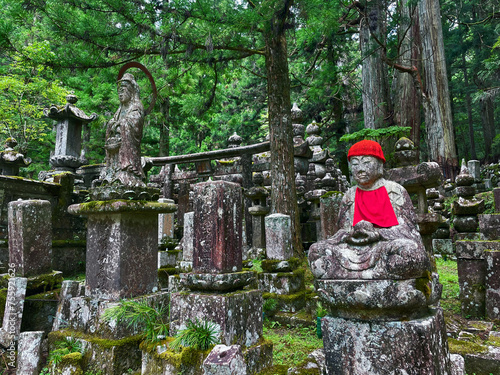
170;319;220;351
102;299;169;343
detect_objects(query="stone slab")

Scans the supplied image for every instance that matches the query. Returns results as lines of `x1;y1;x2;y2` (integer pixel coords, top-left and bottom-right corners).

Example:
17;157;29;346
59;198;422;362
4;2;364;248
183;211;194;262
158;198;175;242
203;345;246;375
320;193;343;240
192;181;242;273
258;270;305;294
478;214;500;240
457;259;486;317
243;341;273;375
456;240;500;259
464;346;500;375
322;308;451;375
17;331;44;375
0;277;27;347
433;239;455;258
170;290;262;347
158;250;182;268
8;199;52;277
61;291;169;340
265;213;293;260
485;250;500;320
494;188;500;213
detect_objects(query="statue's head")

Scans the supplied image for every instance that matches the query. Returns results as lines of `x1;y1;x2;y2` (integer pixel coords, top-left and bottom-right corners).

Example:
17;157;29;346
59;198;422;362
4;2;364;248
348;140;385;189
117;73;140;105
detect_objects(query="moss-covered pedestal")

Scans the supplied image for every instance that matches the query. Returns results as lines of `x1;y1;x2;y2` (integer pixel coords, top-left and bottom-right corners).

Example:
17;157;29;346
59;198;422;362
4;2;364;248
68;199;176;300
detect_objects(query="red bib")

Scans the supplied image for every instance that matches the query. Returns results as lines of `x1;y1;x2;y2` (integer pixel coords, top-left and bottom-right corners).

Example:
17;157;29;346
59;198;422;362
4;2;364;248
353;186;399;228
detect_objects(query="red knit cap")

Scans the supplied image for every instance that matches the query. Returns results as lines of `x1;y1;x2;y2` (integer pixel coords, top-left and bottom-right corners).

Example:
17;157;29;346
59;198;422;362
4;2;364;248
347;140;386;163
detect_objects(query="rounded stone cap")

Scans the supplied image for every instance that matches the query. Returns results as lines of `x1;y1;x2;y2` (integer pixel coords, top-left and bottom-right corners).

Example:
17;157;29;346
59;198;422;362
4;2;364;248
68;199;177;216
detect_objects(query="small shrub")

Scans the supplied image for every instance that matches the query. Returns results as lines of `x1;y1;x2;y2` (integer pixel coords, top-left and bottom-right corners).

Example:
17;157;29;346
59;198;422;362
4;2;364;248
48;337;84;365
170;319;220;351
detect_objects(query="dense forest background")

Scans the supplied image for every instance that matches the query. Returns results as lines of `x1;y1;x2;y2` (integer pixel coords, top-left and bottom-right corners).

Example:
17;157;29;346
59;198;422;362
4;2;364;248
0;0;499;180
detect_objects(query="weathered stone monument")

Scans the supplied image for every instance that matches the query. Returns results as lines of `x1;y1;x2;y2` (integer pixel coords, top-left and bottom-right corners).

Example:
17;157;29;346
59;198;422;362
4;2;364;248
51;69;175;374
0;138;31;176
168;180;272;374
309;140;451;374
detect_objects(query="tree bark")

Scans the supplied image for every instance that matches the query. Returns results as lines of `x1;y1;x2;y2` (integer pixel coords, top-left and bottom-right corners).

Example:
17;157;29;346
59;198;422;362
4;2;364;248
264;0;303;256
462;53;477;160
360;0;391;129
393;0;421;151
480;95;496;162
418;0;458;179
159;96;170;157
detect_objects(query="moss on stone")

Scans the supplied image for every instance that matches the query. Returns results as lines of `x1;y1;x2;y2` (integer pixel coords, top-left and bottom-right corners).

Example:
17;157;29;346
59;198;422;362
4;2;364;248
261;257;301;272
256;365;289;374
49;329;143;350
448;338;488;356
320;191;344;199
26;271;63;296
415;271;432;299
0;288;7;320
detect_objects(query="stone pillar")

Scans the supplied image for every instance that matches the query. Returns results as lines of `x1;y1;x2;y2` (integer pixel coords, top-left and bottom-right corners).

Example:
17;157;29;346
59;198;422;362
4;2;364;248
18;331;45;375
203;345;246;375
245;172;270;257
485;250;500;320
192;180;242;273
320;192;344;240
468;160;481;182
158;198;175;242
494;187;500;213
455;241;500;317
182;211;194;263
8;199;52;277
0;277;27;347
68;200;176;300
265;214;293;260
170;180;270;371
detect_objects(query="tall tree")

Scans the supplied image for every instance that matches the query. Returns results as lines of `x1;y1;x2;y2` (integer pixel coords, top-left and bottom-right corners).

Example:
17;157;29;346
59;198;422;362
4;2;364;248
418;0;458;178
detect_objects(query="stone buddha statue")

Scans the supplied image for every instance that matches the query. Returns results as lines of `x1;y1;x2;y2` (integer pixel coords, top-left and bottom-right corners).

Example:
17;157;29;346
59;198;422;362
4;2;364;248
99;73;146;187
308;140;431;280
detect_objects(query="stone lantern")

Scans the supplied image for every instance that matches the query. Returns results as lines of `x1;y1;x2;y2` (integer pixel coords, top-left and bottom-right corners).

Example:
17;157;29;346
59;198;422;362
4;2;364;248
44;94;97;172
0;138;31;176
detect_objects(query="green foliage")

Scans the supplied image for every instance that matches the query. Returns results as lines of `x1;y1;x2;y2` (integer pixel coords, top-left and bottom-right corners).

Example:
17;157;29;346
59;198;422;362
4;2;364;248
436;258;461;314
47;337;85;365
339;126;411;144
102;299;169;343
169;319;220;351
263;298;278;313
263;324;323;368
316;301;328;318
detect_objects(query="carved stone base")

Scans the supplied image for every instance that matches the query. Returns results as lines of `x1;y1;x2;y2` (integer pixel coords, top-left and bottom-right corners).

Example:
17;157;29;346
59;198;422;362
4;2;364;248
169;290;263;347
322;308;451;375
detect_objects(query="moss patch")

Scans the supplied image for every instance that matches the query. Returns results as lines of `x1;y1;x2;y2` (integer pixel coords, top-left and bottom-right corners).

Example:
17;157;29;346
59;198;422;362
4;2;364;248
448;338;488;356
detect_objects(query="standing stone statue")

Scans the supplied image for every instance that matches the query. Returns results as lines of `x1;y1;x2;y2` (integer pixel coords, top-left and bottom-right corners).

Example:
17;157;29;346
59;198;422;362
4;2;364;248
99;73;145;187
309;139;430;280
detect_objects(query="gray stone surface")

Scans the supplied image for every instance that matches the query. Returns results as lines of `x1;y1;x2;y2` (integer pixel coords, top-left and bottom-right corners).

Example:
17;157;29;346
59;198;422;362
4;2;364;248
464;346;500;375
455;240;500;259
203;345;247;375
433;239;455;258
0;277;27;347
53;280;82;331
485;250;500;320
170;290;263;347
265;213;293;260
183;211;194;262
494;187;500;212
258;271;305;295
192;181;242;273
322;308;451;375
458;259;486;317
468;160;481;182
315;277;441;321
69;200;175;300
450;354;465;375
8;199;52;277
320;193;344;240
17;331;44;375
158;198;175;242
179;271;256;292
478;214;500;240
